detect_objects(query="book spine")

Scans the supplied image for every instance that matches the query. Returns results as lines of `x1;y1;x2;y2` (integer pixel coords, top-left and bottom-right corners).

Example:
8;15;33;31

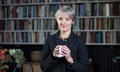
34;20;37;30
0;33;2;42
105;3;110;16
31;4;35;17
97;32;102;43
79;4;85;16
7;32;11;42
4;19;8;30
0;6;2;18
3;32;7;42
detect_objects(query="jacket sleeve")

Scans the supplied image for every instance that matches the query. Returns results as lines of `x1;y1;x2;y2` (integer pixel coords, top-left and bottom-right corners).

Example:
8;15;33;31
67;39;88;72
41;37;59;72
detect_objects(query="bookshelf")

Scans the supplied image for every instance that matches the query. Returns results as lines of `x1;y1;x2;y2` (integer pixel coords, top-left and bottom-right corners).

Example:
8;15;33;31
0;0;120;45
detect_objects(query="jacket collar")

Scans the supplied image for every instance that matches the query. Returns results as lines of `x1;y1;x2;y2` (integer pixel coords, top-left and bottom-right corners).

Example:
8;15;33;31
53;31;75;45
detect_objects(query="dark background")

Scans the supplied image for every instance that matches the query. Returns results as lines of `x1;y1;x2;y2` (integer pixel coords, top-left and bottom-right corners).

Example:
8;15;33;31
1;44;120;72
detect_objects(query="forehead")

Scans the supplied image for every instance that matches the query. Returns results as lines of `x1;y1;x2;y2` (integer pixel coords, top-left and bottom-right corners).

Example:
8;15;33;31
57;12;70;18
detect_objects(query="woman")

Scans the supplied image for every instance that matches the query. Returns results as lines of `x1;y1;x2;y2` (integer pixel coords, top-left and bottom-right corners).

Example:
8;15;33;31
41;6;88;72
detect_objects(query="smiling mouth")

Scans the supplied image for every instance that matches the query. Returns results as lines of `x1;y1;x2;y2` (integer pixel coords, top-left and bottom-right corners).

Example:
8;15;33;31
62;25;67;28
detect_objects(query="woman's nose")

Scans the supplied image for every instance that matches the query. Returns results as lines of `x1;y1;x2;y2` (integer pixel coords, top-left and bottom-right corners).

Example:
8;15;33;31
61;19;66;24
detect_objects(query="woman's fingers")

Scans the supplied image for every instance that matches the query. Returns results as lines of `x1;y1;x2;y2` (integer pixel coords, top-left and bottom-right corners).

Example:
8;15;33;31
53;45;61;57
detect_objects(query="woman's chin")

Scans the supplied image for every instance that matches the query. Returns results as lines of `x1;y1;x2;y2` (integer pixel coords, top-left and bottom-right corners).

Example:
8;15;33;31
61;29;68;32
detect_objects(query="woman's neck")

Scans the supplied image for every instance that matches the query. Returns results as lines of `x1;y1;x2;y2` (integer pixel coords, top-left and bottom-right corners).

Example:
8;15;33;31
60;30;71;40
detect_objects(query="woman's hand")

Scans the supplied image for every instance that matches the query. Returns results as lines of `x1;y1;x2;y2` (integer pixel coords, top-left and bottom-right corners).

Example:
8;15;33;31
53;45;74;64
62;45;74;64
53;45;62;57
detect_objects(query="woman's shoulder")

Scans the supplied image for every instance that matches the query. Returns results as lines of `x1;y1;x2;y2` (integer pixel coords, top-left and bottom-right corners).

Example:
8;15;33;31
46;31;59;40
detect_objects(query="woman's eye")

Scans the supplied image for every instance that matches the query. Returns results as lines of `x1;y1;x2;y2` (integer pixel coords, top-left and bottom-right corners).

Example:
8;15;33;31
59;17;63;20
66;18;70;21
66;18;69;21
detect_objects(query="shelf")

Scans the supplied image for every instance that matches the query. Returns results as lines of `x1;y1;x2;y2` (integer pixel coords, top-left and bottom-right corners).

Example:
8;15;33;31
0;1;120;6
86;43;120;45
0;42;45;45
0;42;120;46
0;30;120;32
0;16;120;20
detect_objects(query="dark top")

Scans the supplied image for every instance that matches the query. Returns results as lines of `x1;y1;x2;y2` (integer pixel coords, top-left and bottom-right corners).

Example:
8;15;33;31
41;31;88;72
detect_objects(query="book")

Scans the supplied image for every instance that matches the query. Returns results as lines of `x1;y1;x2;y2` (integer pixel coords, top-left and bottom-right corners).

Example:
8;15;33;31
35;32;39;42
0;20;3;30
7;32;11;42
34;20;38;30
19;20;25;30
0;32;2;42
50;5;57;17
16;0;20;3
0;7;2;18
106;32;115;43
37;19;42;30
16;7;23;18
8;20;14;30
85;3;91;16
24;32;28;42
100;18;105;29
14;32;16;42
3;32;7;42
114;18;120;30
117;32;120;43
4;20;8;30
28;32;32;42
97;32;102;43
9;6;13;18
110;18;114;29
32;32;35;42
89;18;94;30
79;3;86;16
40;5;45;17
90;32;98;43
13;6;17;18
105;3;110;16
11;32;14;42
112;3;119;16
18;32;22;42
31;6;35;17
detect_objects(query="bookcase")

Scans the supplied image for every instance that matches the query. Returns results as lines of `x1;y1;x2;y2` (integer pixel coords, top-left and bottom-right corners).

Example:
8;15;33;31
0;0;120;45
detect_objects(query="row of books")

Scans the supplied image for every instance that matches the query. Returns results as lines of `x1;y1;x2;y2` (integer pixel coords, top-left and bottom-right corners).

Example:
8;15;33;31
76;3;120;16
75;31;120;43
0;31;120;43
0;5;46;18
74;17;120;30
0;3;120;18
0;17;119;30
0;5;59;18
0;0;77;4
0;19;57;30
1;0;118;5
0;32;49;43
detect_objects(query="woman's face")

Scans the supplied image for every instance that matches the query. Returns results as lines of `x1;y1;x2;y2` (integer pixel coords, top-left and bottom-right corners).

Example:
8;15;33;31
56;12;73;32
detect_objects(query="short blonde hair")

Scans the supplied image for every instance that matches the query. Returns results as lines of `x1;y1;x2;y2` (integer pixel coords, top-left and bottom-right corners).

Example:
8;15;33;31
55;6;76;20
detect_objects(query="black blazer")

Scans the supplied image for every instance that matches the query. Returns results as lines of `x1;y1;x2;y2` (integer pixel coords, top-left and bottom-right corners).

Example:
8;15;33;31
41;31;88;72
